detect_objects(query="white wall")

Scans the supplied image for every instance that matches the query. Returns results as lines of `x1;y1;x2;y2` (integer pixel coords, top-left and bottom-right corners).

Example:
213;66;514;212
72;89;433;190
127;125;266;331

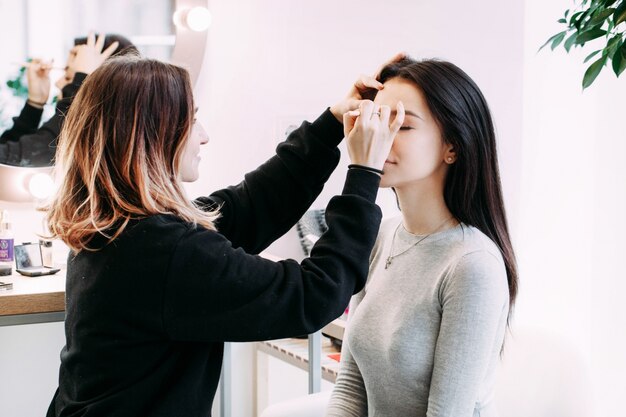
186;1;523;415
517;1;626;416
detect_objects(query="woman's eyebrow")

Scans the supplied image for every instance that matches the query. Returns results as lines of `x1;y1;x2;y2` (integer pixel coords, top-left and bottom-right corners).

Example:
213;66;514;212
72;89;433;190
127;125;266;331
391;109;423;120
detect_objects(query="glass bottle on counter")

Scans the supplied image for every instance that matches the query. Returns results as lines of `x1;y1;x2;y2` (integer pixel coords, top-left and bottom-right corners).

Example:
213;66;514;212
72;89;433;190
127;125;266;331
0;210;14;275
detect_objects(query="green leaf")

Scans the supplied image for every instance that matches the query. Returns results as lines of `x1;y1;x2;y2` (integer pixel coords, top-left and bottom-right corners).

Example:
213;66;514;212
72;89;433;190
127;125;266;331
575;27;608;44
564;32;579;52
539;31;567;51
565;9;570;19
604;45;619;60
607;19;615;31
574;10;592;30
605;0;619;7
558;18;567;23
551;31;567;50
584;49;603;62
615;1;626;24
608;33;623;47
570;11;583;26
583;56;606;88
612;48;626;76
605;35;623;58
589;7;616;25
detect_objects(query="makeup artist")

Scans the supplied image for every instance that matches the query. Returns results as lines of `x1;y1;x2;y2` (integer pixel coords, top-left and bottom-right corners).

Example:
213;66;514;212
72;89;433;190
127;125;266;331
44;52;404;417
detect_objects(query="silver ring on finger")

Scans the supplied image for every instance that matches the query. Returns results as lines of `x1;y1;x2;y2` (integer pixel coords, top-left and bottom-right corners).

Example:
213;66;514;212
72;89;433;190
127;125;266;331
370;111;381;119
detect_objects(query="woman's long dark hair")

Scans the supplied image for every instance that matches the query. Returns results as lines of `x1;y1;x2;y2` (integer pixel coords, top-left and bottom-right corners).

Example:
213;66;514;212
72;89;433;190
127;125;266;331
378;57;518;315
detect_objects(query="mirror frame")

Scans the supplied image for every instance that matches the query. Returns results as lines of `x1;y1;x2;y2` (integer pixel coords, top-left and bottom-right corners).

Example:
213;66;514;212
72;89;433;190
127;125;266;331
171;0;209;87
0;0;208;203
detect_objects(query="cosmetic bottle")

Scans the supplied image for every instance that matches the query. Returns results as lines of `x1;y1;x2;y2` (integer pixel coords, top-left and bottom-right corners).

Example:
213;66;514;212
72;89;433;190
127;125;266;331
0;210;14;275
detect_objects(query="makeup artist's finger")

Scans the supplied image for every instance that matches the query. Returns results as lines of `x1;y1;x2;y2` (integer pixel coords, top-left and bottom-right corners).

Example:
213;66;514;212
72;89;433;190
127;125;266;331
389;101;405;134
102;41;119;59
87;31;96;47
374;52;406;79
356;100;375;126
343;110;360;138
95;33;106;51
355;74;383;91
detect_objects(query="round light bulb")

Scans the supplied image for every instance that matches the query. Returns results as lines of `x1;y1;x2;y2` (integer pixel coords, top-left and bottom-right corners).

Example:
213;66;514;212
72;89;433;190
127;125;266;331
172;9;184;27
28;173;54;199
186;7;212;32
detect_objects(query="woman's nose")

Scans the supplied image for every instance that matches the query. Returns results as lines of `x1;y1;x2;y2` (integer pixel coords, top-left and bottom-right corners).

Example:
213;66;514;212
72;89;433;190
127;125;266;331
197;122;209;145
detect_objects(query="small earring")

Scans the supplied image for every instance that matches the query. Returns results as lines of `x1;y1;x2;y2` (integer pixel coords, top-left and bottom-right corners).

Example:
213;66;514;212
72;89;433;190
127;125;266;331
446;157;454;163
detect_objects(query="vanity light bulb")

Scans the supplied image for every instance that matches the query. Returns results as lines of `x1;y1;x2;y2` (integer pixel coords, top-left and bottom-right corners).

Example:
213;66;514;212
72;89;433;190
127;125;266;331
186;7;212;31
172;9;184;27
28;173;54;199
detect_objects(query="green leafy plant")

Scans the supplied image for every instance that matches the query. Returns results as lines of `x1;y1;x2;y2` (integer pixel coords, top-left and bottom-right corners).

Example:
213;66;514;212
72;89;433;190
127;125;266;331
5;65;28;99
541;0;626;88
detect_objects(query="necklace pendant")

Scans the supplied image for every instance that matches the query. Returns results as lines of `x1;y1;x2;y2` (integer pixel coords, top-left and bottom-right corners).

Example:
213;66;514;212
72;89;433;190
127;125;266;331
385;257;392;269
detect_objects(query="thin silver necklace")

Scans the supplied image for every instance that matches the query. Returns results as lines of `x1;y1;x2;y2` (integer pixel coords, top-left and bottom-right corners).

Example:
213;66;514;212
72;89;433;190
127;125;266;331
384;216;454;269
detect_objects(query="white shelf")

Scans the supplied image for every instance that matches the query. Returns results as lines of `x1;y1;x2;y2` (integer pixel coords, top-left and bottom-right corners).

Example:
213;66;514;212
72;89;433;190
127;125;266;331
257;334;341;383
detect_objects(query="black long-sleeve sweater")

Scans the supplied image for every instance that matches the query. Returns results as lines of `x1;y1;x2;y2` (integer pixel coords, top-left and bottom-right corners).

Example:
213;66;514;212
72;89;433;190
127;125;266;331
0;73;87;166
47;109;383;417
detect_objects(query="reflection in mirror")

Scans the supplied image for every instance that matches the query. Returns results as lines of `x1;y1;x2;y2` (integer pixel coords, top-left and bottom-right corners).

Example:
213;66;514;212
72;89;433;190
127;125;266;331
0;0;210;202
0;0;176;134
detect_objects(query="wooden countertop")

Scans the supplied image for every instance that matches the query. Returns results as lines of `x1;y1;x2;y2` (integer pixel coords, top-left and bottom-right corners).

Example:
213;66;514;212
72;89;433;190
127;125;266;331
0;269;65;316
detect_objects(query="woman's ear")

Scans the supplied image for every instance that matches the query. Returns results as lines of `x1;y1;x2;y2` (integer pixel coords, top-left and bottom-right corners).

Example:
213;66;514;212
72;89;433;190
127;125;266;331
444;145;456;164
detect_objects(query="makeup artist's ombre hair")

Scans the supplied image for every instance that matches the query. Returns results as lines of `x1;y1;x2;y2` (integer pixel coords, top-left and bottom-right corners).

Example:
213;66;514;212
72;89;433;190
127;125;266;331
378;57;518;315
45;55;219;252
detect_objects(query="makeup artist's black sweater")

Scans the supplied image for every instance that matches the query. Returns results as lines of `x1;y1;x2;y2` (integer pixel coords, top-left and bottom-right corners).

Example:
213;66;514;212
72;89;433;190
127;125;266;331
0;73;87;166
47;109;383;417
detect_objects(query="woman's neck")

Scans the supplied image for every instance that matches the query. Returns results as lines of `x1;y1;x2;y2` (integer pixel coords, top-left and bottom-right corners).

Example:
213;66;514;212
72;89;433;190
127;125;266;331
394;182;456;235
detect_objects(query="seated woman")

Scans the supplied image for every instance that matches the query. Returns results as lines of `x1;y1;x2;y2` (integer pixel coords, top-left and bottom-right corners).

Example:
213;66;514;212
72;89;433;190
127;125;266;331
44;53;405;416
325;57;518;417
0;33;134;166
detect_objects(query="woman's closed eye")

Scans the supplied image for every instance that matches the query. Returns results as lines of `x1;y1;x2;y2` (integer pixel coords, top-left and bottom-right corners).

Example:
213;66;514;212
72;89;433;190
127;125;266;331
399;126;414;131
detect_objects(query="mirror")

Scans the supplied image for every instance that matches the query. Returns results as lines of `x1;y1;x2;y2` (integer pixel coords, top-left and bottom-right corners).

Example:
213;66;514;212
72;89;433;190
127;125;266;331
0;0;208;202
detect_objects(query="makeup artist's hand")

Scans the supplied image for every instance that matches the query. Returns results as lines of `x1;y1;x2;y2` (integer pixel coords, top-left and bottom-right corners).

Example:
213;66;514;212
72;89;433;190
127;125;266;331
329;52;406;123
343;100;404;172
71;32;119;76
26;59;52;106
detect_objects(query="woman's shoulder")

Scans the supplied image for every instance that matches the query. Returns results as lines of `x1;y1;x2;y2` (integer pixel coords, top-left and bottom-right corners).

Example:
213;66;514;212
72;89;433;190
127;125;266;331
448;224;503;263
440;224;508;299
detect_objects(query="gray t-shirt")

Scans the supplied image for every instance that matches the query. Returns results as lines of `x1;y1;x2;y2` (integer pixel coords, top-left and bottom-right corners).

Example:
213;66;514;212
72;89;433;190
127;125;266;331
326;218;509;417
